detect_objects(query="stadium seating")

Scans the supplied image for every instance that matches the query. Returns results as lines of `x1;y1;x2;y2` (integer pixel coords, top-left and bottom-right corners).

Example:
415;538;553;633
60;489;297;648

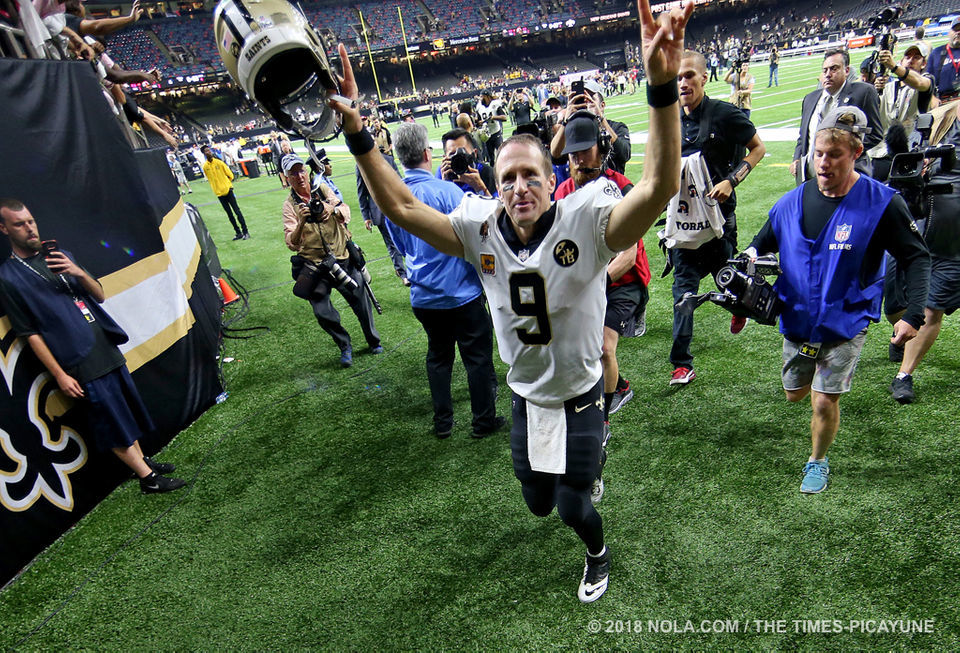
106;27;169;76
104;0;616;78
103;0;955;99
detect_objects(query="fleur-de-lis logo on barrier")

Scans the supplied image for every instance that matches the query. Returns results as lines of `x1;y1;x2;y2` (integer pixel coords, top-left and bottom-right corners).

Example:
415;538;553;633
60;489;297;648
0;325;87;513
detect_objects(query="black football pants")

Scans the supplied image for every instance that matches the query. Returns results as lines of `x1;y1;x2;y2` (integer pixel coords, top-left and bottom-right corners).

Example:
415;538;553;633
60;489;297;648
412;296;498;433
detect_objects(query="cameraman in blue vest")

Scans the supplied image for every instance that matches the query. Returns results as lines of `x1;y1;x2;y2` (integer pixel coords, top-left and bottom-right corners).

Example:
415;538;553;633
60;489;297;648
743;107;930;494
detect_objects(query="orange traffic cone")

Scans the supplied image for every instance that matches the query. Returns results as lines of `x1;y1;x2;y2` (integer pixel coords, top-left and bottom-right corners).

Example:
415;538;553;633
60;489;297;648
218;277;239;305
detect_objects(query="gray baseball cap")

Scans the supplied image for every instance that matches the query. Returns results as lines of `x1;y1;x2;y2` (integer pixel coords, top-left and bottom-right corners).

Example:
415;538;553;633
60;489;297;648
583;78;604;99
280;153;304;174
817;106;872;136
904;42;931;58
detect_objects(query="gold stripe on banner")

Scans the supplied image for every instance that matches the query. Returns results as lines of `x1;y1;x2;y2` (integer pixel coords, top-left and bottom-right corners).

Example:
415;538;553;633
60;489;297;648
99;253;170;299
99;199;186;299
159;197;185;242
123;310;196;373
97;197;198;371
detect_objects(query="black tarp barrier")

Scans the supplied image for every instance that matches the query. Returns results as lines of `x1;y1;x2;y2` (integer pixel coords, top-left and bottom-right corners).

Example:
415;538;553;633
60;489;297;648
0;59;223;587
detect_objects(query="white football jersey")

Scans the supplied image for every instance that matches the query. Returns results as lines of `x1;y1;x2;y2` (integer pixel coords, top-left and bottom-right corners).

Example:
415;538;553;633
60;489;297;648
449;180;622;404
476;100;504;136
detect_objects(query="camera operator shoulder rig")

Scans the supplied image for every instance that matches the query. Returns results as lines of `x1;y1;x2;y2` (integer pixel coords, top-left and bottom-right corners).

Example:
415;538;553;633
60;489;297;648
675;254;783;326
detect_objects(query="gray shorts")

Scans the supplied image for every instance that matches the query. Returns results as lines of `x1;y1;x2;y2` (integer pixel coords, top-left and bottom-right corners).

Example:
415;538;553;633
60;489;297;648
781;329;867;394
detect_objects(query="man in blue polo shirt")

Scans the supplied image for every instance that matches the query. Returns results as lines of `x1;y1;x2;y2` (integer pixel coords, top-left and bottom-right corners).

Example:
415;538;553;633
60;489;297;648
744;108;929;494
385;123;505;439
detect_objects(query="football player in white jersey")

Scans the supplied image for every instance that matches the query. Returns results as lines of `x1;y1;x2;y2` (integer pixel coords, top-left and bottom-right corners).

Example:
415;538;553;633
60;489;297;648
329;0;693;603
476;90;507;163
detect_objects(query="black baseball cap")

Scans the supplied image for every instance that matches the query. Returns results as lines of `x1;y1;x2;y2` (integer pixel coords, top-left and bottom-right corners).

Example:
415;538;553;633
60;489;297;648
561;114;599;155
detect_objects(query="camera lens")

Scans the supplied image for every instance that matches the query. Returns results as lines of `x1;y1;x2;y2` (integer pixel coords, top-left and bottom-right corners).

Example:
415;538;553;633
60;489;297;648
716;267;736;289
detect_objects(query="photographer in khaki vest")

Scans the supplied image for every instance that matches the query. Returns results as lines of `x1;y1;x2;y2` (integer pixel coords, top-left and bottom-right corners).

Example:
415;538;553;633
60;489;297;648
280;153;381;368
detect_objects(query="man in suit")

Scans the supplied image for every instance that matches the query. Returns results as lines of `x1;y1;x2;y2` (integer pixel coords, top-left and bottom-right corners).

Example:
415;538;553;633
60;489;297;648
790;48;882;184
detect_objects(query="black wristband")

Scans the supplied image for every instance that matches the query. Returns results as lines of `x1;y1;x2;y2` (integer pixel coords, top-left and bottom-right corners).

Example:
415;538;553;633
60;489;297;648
726;160;753;188
646;80;679;108
345;129;376;156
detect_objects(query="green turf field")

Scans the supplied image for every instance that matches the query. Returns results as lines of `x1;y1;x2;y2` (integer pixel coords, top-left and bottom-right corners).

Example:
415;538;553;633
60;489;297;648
2;45;959;650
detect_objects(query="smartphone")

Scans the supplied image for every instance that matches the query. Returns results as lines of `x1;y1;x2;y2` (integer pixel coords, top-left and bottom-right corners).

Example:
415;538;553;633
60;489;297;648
571;79;585;97
41;240;59;257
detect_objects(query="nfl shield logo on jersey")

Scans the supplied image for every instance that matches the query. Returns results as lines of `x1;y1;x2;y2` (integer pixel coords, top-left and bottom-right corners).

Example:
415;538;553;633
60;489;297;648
835;224;852;243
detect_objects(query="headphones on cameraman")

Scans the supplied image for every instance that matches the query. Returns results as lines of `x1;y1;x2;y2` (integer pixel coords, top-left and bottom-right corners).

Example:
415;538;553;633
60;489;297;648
567;110;612;157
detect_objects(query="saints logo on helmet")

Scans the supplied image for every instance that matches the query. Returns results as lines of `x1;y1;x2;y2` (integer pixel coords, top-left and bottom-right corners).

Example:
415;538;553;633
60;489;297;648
214;0;341;141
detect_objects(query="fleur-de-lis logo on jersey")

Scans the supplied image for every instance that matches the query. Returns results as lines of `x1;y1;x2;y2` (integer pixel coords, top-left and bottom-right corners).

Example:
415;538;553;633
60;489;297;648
553;240;580;267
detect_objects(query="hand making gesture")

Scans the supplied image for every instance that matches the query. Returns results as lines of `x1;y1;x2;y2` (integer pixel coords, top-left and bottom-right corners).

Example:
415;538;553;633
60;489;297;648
637;0;694;85
327;44;363;134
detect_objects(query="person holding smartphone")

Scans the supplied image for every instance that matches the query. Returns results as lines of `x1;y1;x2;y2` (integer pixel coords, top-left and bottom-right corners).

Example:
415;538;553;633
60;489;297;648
550;77;632;174
0;198;186;494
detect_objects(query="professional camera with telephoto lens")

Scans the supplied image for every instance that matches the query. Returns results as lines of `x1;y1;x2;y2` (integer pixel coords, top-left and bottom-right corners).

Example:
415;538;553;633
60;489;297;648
888;144;956;189
732;49;749;72
318;253;358;291
675;254;783;326
885;114;960;258
532;111;558;147
449;147;475;177
866;6;901;76
885;113;958;216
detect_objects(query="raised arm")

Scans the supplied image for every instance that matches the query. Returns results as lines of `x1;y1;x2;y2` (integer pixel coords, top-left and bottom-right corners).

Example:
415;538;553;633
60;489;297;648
328;45;464;258
80;0;142;37
605;0;692;251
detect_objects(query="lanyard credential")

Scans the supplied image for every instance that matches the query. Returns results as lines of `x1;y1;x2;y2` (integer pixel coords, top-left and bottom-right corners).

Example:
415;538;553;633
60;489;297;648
947;46;960;77
11;254;96;323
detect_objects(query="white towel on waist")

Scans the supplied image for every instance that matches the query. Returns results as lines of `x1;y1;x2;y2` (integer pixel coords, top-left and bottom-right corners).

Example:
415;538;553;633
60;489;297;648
527;402;567;474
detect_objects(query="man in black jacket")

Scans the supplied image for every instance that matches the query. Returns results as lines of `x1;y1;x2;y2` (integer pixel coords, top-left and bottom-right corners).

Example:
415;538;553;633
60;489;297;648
665;50;766;386
791;48;882;184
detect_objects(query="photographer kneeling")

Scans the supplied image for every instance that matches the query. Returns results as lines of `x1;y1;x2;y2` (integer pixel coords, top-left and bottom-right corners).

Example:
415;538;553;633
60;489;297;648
281;153;382;368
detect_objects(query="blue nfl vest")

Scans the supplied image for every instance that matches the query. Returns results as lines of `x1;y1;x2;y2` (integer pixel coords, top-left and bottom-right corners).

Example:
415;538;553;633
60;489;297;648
770;176;896;342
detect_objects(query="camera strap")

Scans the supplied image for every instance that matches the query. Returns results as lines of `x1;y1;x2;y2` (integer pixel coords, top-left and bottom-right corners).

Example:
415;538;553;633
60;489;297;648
946;46;960;78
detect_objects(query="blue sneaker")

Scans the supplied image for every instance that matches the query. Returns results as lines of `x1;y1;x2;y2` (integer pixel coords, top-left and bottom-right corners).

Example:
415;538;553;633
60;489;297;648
370;345;384;355
339;347;353;368
800;458;829;494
